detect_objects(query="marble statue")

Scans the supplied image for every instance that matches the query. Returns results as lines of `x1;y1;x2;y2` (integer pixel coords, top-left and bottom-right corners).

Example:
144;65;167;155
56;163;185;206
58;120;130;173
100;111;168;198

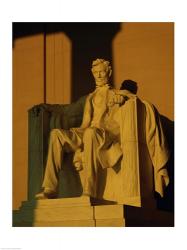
35;58;170;205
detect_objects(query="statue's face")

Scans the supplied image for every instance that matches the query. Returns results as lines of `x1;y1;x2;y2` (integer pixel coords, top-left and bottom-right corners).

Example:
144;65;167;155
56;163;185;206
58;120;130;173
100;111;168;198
92;63;110;87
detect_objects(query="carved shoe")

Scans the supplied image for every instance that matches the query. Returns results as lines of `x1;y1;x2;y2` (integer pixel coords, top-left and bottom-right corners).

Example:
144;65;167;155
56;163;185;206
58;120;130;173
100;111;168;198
35;188;58;199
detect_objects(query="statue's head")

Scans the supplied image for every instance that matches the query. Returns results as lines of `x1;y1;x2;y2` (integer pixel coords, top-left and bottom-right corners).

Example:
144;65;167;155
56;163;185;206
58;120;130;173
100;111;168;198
91;58;112;87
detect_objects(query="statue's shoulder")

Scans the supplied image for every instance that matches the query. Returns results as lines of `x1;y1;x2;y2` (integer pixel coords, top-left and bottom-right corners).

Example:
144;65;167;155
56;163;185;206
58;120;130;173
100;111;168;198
87;91;95;99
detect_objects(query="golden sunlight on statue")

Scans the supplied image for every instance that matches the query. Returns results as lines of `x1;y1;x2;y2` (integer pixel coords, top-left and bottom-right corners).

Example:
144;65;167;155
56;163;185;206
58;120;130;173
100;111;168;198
35;58;170;207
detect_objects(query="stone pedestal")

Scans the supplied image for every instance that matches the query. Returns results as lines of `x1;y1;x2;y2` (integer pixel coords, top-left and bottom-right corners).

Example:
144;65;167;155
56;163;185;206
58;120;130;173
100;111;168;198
94;205;125;227
13;197;125;227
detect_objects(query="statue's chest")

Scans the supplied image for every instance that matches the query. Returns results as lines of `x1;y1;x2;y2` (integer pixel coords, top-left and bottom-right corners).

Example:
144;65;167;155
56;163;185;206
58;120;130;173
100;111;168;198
92;90;106;106
92;89;114;107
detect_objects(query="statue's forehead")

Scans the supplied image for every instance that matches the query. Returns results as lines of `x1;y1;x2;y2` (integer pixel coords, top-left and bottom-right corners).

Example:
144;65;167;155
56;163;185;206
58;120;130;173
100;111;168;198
92;63;107;71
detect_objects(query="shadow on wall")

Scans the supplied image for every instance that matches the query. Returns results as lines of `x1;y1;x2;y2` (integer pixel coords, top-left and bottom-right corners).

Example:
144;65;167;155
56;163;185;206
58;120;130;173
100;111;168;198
120;79;138;94
13;22;121;102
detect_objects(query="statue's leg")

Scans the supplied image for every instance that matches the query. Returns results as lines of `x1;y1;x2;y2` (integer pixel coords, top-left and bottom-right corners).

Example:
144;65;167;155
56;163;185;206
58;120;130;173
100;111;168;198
36;128;82;199
82;127;102;197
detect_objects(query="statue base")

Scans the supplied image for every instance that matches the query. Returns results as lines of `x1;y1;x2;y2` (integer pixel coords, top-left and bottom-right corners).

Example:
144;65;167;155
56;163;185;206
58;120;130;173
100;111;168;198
13;197;173;227
13;197;125;227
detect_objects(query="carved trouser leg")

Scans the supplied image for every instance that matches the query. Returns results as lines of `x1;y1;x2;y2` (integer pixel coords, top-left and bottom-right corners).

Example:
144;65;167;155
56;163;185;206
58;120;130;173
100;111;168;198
83;127;103;197
42;128;82;192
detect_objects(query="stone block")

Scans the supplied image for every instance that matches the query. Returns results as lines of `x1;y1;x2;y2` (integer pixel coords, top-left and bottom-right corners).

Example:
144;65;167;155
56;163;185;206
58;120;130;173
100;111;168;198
13;198;126;227
22;196;91;208
34;206;94;221
34;219;95;227
96;218;125;227
94;205;124;219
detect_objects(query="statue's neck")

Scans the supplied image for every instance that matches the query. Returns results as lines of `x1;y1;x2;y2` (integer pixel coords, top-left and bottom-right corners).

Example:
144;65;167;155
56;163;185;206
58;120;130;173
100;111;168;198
95;83;111;89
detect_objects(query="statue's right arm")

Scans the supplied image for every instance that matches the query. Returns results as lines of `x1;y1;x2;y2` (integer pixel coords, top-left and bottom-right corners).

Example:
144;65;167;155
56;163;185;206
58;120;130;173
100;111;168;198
80;94;92;129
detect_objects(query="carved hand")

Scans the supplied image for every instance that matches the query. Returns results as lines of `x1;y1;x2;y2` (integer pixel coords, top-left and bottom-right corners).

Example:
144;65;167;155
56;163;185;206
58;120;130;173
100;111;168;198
113;94;126;105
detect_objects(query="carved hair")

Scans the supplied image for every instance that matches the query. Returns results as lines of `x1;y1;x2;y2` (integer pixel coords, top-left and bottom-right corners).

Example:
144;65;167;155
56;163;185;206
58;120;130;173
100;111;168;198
91;58;112;72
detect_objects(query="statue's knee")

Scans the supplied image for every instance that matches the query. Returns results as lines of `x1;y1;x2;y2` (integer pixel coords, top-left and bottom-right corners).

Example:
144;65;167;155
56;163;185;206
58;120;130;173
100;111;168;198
50;129;62;140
